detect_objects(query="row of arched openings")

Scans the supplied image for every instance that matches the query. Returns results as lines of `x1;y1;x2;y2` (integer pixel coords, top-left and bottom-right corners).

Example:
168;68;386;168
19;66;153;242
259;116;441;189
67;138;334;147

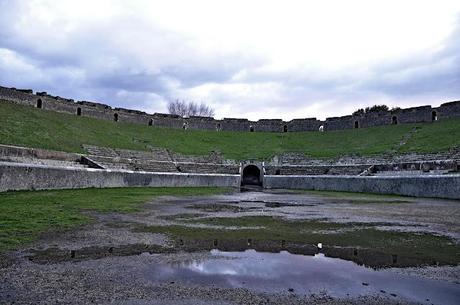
37;99;85;116
34;98;441;129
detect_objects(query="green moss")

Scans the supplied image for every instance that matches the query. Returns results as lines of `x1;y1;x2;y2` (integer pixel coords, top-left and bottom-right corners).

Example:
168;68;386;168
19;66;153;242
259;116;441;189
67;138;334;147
1;101;459;160
0;187;229;251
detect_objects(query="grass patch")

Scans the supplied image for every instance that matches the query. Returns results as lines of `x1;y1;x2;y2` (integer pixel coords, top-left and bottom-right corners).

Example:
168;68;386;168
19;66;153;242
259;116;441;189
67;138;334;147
400;119;460;153
1;101;459;160
0;187;229;251
138;216;460;265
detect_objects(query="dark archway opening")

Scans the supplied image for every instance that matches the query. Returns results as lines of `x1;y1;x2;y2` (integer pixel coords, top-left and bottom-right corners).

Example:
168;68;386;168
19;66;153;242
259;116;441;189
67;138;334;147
392;116;398;125
432;111;437;121
36;99;43;109
114;113;119;122
76;107;82;116
216;123;221;131
148;118;153;126
354;121;359;129
242;165;261;186
283;125;288;132
275;169;281;175
249;125;254;132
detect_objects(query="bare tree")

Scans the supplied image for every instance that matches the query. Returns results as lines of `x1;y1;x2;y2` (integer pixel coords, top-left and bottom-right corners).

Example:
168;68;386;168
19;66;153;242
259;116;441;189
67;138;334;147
168;99;215;117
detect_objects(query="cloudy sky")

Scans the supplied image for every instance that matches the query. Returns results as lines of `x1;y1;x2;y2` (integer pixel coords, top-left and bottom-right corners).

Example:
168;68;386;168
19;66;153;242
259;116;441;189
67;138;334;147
1;0;459;120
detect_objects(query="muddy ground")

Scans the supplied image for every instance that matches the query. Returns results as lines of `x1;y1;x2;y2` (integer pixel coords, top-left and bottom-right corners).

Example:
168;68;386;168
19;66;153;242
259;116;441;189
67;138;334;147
1;189;459;305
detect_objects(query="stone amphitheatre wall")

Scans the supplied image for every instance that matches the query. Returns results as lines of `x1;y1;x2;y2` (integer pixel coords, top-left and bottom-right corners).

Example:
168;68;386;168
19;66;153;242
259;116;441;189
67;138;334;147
264;175;460;200
1;86;459;132
1;161;459;199
0;162;240;192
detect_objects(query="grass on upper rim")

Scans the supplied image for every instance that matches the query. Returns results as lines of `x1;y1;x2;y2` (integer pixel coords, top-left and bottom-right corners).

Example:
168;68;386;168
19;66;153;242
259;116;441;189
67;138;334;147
1;100;459;160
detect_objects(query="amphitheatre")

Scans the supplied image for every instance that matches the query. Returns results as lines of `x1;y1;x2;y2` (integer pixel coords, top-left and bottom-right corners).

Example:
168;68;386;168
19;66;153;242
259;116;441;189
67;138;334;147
0;85;460;197
0;85;460;305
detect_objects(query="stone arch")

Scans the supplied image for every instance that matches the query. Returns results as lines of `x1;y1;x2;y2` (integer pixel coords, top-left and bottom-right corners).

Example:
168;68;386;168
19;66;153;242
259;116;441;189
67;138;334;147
76;107;82;116
392;116;398;125
36;99;43;109
249;125;254;132
182;122;188;130
114;113;119;122
275;169;281;175
241;165;262;186
148;118;153;126
354;121;359;129
432;111;438;121
216;123;221;131
283;125;288;132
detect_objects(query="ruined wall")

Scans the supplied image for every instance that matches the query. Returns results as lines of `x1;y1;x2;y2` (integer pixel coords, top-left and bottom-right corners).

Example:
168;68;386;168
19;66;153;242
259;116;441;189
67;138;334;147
187;116;219;130
287;118;322;132
394;106;433;124
220;118;252;132
324;116;354;130
356;112;392;128
437;101;460;120
1;86;459;133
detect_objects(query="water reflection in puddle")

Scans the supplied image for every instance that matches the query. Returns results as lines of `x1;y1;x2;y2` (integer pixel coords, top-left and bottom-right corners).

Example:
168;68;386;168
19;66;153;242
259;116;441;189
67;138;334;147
144;249;459;305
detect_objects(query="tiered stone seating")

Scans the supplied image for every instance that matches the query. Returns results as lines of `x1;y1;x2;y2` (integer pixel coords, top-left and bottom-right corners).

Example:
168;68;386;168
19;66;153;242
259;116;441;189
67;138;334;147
83;145;119;158
170;151;227;164
0;144;88;168
176;163;239;174
84;155;178;172
83;145;172;162
268;149;460;176
265;165;369;176
273;148;460;166
83;145;237;174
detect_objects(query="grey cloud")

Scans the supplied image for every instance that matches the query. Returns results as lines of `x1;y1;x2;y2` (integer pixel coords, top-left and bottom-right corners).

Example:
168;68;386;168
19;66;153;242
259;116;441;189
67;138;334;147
0;1;459;119
347;17;460;103
91;71;170;93
0;1;263;108
231;16;460;108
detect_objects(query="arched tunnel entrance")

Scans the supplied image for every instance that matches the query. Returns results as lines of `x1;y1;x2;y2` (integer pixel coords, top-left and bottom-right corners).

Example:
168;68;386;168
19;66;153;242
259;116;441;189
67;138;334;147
241;165;262;186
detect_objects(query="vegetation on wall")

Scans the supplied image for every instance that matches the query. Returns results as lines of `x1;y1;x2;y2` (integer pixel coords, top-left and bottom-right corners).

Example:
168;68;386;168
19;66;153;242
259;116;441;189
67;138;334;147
353;104;401;116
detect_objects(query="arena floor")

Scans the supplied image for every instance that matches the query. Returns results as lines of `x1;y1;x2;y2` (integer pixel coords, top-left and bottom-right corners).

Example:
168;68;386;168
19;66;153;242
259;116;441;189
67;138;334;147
1;190;459;305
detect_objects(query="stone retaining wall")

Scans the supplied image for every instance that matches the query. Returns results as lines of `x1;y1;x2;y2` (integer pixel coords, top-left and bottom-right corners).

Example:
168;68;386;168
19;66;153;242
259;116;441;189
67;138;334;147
264;175;460;199
2;162;459;199
0;162;240;192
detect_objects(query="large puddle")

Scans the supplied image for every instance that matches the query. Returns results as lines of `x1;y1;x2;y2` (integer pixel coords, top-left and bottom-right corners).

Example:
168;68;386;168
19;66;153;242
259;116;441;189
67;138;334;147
144;249;460;305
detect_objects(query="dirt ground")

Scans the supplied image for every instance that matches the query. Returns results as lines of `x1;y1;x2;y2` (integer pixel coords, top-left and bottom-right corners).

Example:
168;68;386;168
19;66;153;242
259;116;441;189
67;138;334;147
1;189;459;305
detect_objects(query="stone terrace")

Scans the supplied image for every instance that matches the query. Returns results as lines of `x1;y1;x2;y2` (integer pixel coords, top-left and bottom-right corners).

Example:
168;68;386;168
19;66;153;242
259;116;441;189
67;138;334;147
1;144;458;177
